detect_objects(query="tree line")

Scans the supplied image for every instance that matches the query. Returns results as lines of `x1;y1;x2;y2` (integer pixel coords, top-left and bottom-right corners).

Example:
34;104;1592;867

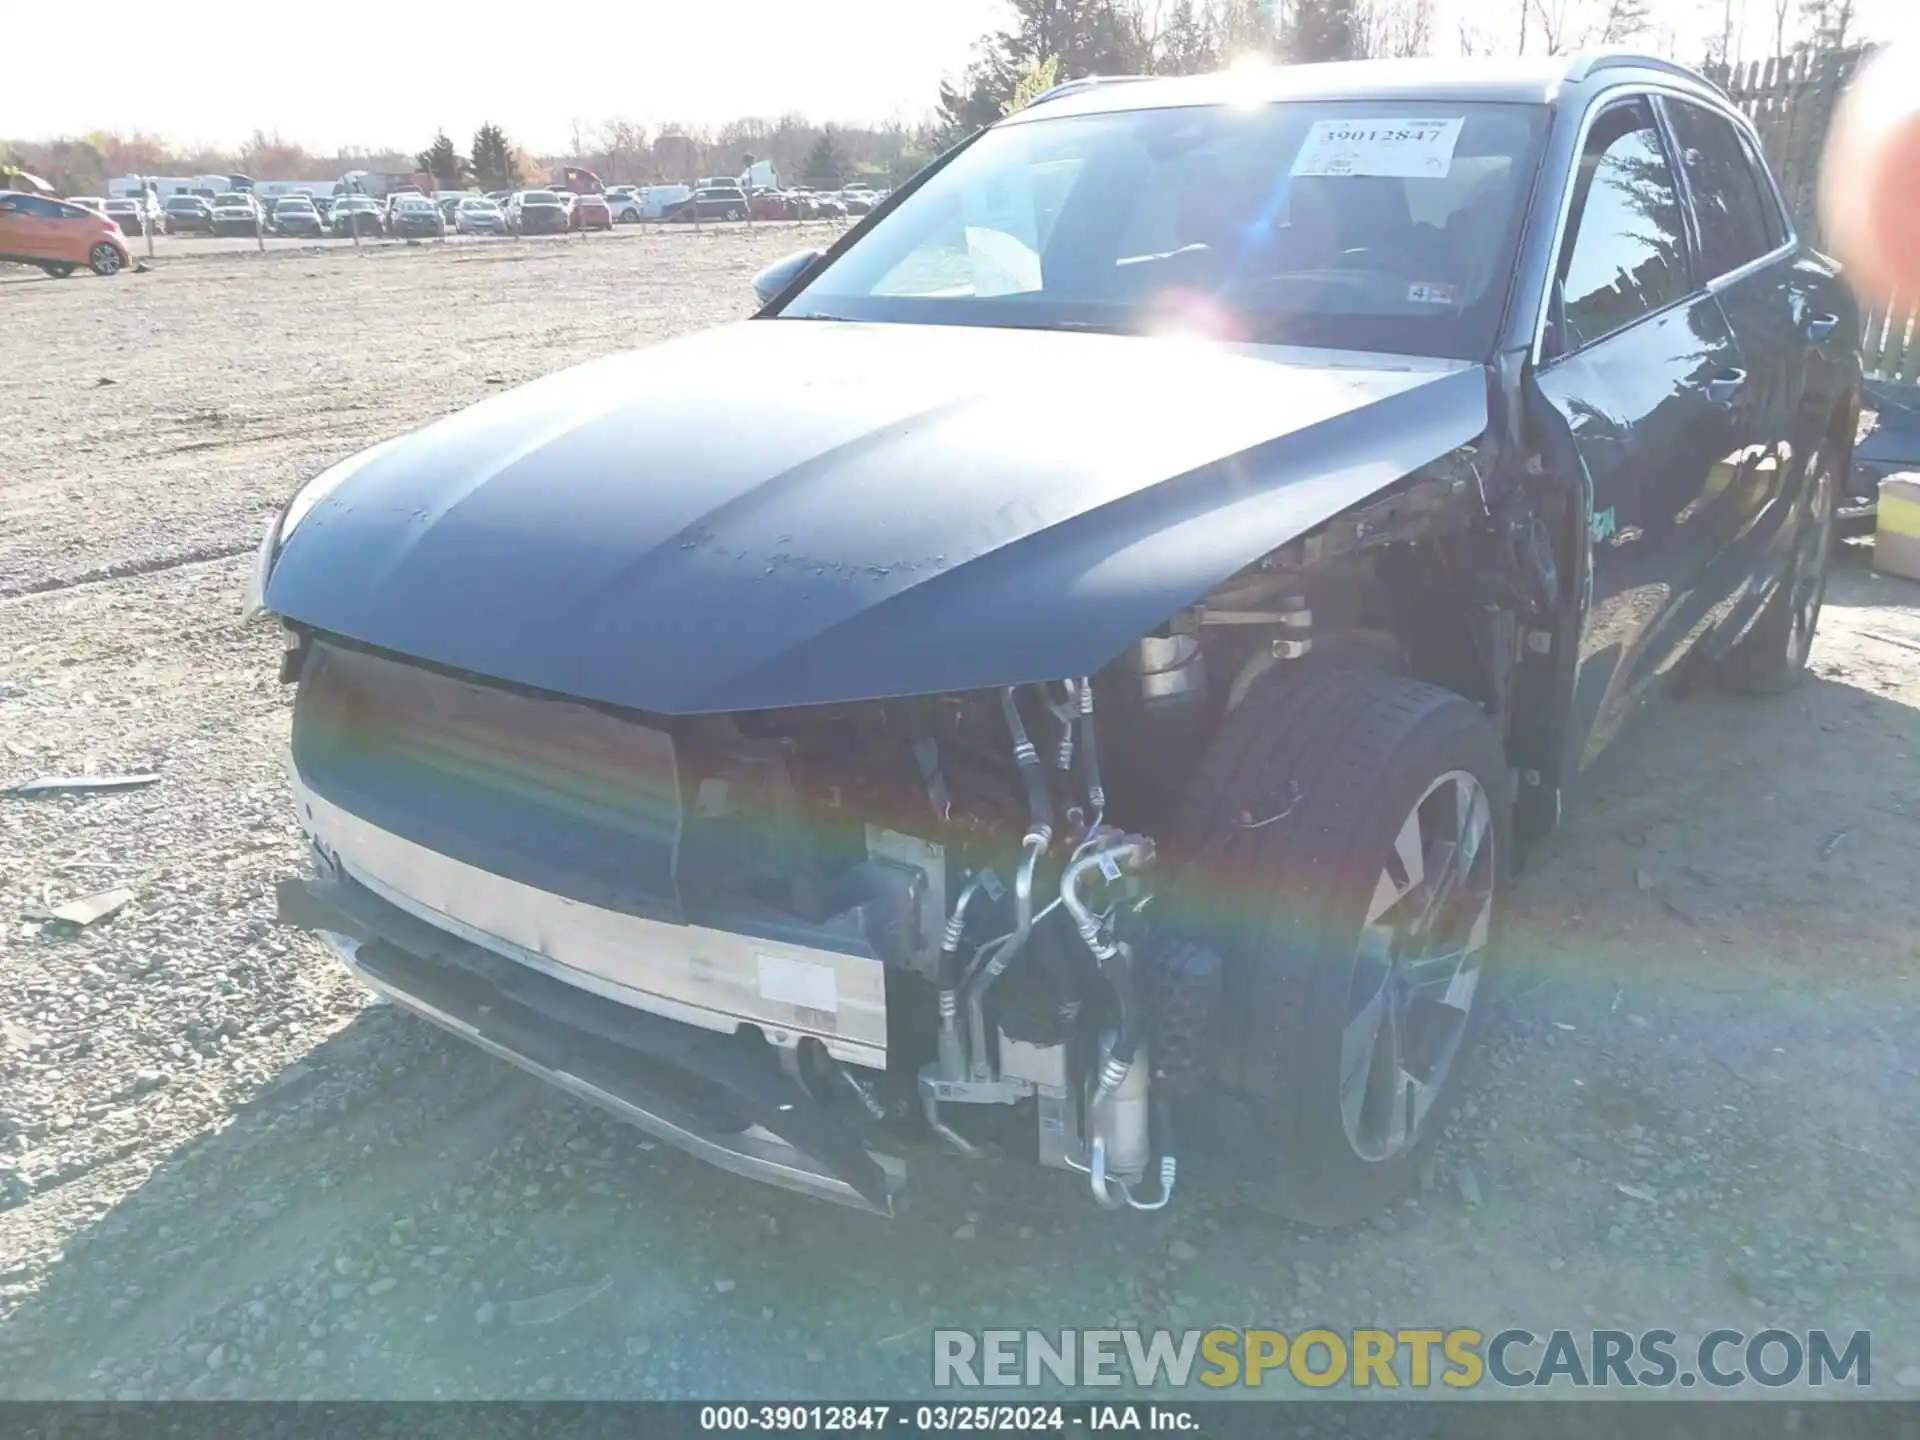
1;0;1873;199
2;117;929;200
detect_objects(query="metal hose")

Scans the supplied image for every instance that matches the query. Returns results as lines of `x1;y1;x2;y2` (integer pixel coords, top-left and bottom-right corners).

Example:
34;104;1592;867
965;833;1046;1079
1061;836;1155;1075
1076;678;1105;817
1001;686;1053;846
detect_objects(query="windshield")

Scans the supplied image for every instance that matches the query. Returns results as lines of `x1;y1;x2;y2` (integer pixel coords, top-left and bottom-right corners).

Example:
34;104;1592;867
166;197;201;209
523;192;558;203
780;99;1546;361
461;198;497;210
279;198;313;209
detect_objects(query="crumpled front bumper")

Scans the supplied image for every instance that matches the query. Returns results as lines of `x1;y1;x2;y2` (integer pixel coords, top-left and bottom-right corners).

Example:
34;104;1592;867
276;870;906;1215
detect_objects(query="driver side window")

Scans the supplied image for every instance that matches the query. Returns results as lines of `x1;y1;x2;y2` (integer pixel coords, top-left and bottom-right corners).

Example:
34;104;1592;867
1548;98;1692;358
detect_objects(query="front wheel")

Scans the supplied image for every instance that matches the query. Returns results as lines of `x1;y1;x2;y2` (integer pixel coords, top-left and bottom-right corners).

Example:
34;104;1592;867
723;206;743;221
1720;437;1837;694
1171;668;1508;1225
88;244;123;276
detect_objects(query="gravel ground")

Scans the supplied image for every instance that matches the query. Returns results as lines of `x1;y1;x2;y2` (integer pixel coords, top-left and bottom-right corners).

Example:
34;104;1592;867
2;235;1918;1403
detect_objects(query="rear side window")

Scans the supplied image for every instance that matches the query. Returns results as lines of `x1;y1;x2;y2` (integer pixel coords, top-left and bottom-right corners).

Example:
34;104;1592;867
1553;99;1691;354
1663;98;1782;278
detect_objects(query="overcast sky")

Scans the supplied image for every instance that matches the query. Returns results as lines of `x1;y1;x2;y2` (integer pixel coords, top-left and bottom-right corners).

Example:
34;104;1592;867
6;0;1918;156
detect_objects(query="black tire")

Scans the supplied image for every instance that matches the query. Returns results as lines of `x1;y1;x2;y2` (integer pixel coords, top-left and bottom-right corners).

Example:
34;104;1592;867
40;262;75;279
88;244;124;277
1720;433;1838;694
1170;667;1510;1225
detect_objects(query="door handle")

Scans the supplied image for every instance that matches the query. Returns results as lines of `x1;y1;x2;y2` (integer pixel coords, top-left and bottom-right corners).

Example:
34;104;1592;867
1705;369;1748;407
1805;313;1839;342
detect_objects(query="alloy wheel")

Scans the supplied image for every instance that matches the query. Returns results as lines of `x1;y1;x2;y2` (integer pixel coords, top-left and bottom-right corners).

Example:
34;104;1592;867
1787;444;1834;669
1339;769;1495;1162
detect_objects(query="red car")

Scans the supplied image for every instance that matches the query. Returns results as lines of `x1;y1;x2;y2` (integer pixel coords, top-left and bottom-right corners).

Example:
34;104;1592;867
748;189;790;221
569;193;612;231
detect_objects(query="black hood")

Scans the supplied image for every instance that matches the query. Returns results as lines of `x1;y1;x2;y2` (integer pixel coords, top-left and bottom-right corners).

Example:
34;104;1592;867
265;320;1488;713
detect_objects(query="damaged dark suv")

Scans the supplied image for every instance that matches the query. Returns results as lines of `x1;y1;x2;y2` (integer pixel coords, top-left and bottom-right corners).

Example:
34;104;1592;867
257;55;1859;1224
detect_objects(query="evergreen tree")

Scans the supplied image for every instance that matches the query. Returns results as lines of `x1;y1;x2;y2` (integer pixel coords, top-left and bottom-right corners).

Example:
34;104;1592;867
1287;0;1360;61
802;130;845;189
416;131;465;187
936;45;1019;146
1156;0;1221;74
469;124;521;191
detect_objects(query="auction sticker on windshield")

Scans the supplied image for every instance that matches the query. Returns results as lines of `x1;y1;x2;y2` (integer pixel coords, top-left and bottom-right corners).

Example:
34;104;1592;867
1290;118;1464;178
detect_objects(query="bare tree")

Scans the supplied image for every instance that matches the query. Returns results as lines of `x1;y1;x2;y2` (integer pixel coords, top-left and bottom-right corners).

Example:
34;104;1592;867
1529;0;1581;53
1356;0;1434;58
1770;0;1794;56
1599;0;1651;43
600;119;647;184
1798;0;1855;52
1702;0;1745;67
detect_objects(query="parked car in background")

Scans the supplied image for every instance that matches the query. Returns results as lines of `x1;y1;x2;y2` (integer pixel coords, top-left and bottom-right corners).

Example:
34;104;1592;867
312;195;335;224
0;191;132;276
507;190;569;235
330;195;385;237
68;196;106;213
272;195;325;237
210;193;261;236
103;195;159;236
435;194;465;224
748;189;790;221
260;55;1861;1229
605;186;644;223
570;192;613;231
637;183;691;219
454;196;507;235
163;194;215;235
838;186;877;215
388;194;446;239
665;185;748;222
382;190;426;226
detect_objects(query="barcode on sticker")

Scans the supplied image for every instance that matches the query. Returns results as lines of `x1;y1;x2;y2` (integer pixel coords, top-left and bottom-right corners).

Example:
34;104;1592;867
1098;853;1123;883
978;868;1005;902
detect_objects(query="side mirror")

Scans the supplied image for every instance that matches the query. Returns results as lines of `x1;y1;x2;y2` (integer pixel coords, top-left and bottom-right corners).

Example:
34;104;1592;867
752;248;824;307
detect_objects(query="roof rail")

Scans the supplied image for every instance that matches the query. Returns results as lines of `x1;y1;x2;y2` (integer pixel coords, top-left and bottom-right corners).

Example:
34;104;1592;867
1027;74;1155;107
1563;50;1726;96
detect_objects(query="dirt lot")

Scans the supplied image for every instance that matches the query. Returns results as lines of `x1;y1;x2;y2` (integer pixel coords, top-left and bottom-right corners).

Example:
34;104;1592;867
2;234;1919;1403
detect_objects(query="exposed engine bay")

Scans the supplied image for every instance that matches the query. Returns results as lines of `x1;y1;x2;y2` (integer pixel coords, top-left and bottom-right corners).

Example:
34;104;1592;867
281;624;1258;1215
717;671;1227;1213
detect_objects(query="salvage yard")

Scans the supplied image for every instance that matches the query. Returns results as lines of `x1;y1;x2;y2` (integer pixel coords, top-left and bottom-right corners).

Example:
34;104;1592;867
3;234;1920;1400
